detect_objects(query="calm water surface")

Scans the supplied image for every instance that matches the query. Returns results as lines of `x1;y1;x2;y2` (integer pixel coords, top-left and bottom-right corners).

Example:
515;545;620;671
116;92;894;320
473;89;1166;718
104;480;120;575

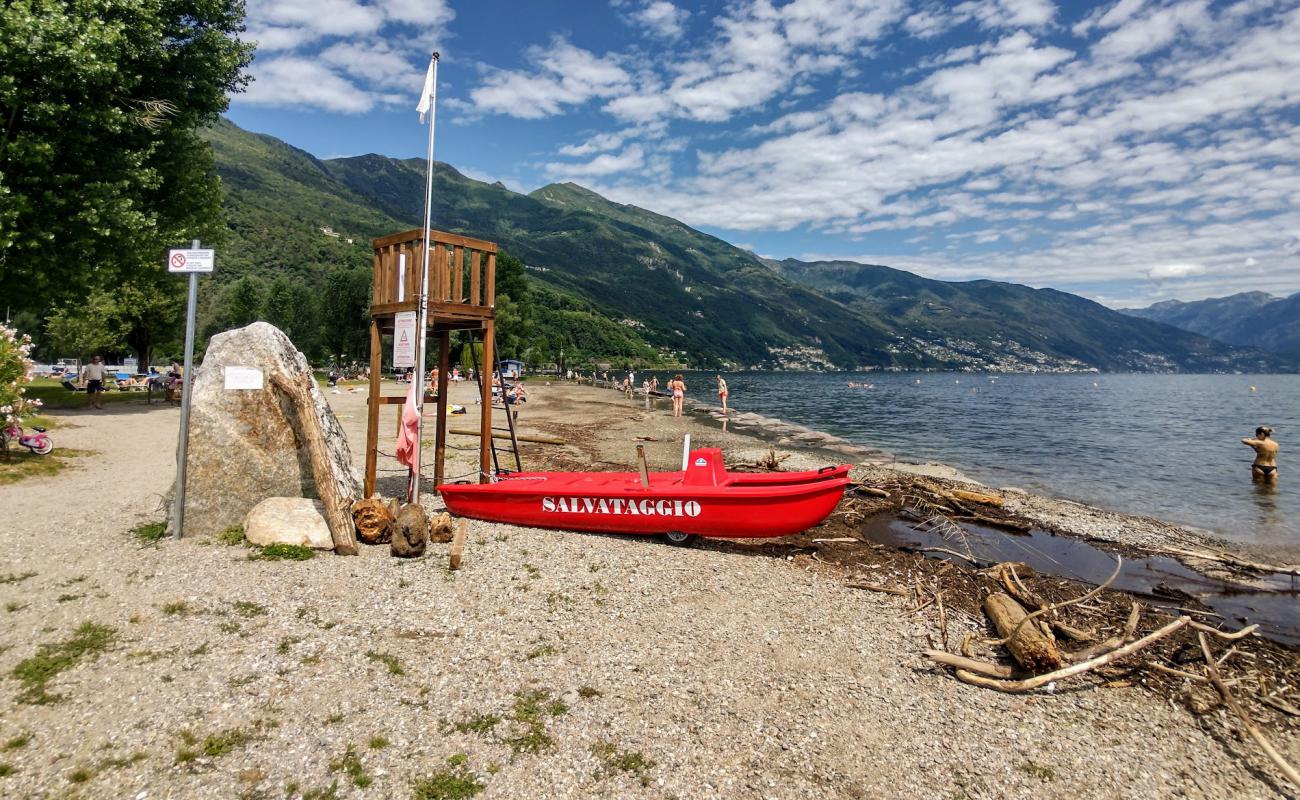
686;372;1298;548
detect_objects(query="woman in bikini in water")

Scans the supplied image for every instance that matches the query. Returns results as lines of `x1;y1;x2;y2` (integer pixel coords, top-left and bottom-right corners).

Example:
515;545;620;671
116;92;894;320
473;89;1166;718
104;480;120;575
669;374;686;418
1242;426;1279;483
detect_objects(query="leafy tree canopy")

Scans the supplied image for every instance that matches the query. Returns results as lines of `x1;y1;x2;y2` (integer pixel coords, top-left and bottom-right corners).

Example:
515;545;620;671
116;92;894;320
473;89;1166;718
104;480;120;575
0;0;254;335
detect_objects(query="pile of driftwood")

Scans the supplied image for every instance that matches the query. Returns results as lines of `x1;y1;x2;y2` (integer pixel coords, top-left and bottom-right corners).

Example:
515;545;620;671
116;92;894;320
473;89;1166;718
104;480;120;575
899;559;1299;789
351;497;466;567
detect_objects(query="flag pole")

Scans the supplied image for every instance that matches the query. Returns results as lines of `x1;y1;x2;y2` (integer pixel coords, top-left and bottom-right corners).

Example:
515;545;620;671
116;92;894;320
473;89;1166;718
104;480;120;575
411;51;439;503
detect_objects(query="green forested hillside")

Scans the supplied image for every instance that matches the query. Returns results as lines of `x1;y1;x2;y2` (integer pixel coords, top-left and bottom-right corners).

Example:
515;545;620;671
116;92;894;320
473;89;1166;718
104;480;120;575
323;155;904;369
202;118;1290;372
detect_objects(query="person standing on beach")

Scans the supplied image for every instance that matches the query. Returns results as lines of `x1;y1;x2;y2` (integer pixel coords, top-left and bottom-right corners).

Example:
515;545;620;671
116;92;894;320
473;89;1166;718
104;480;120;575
716;374;729;415
1242;427;1279;483
80;355;106;410
669;374;686;418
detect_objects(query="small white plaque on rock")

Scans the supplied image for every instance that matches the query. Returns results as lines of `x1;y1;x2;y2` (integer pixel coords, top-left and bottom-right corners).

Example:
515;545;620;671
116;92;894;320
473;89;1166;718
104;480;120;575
224;366;264;390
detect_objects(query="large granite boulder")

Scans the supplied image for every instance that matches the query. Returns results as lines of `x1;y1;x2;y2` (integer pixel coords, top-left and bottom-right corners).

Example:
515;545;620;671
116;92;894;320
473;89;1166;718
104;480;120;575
169;322;361;538
244;497;335;550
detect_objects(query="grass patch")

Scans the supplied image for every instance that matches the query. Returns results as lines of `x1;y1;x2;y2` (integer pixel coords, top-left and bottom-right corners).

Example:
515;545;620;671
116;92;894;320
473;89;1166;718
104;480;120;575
232;600;268;617
161;600;190;615
3;733;31;751
0;448;93;485
1019;761;1056;781
525;644;557;660
577;686;602;699
175;727;254;764
218;526;245;546
302;779;340;800
411;755;484;800
368;735;390;750
0;571;36;585
11;621;116;704
248;543;314;561
329;745;372;788
277;636;302;655
325;712;345;725
55;593;83;603
591;741;655;786
2;602;24;613
365;651;404;676
131;521;168;546
68;765;95;783
100;751;147;770
0;762;13;776
449;714;500;735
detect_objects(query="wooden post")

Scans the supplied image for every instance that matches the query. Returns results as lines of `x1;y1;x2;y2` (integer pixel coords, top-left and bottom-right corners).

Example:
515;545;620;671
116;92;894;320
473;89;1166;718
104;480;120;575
479;321;495;484
452;246;464;302
449;519;467;570
485;253;496;306
434;330;450;486
269;373;359;556
637;445;650;488
364;319;382;497
469;251;481;306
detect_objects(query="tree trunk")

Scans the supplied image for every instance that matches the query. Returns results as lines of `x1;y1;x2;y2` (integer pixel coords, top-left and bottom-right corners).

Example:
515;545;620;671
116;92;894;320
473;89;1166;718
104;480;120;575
984;592;1063;672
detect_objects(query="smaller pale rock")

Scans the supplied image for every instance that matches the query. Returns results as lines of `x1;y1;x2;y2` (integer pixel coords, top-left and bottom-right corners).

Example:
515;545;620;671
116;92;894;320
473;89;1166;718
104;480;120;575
429;512;454;544
244;497;335;550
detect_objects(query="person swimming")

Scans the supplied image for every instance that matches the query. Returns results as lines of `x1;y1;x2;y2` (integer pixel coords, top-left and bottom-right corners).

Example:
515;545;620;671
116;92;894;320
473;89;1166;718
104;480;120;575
1241;426;1279;483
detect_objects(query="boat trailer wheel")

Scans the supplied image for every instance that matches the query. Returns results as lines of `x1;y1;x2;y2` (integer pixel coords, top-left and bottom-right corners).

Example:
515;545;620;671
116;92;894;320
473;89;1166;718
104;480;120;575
663;531;696;547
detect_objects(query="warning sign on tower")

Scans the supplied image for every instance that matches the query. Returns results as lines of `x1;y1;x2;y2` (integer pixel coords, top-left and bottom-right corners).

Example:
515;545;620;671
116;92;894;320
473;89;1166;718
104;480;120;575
392;311;416;368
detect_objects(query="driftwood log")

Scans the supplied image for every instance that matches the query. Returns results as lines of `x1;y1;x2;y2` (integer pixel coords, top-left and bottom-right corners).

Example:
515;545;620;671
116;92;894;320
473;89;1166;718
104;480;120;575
269;373;358;555
984;592;1063;672
949;489;1004;507
391;503;427;558
352;497;396;544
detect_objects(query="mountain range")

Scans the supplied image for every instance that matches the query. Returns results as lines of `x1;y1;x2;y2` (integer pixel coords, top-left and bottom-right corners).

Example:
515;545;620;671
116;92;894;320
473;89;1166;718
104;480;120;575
202;118;1291;373
1122;292;1300;357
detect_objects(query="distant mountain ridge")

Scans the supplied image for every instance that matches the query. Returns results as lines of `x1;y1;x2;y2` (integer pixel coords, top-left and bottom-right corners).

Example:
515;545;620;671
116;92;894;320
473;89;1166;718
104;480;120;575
1123;292;1300;356
203;118;1292;373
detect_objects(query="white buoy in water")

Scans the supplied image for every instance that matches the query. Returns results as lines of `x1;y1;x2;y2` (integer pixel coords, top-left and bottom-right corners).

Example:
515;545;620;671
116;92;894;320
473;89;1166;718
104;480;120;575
1250;385;1258;392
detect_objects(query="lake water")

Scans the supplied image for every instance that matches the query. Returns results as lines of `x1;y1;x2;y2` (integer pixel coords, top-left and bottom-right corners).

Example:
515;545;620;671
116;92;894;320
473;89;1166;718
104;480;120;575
682;372;1298;549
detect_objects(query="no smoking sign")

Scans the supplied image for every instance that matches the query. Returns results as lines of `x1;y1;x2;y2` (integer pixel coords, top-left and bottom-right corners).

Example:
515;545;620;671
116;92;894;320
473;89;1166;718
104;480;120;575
167;248;215;273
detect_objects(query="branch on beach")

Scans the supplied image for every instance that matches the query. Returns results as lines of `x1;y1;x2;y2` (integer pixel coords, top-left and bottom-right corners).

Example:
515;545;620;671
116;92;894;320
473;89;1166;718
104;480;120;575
1199;633;1300;789
1138;544;1300;578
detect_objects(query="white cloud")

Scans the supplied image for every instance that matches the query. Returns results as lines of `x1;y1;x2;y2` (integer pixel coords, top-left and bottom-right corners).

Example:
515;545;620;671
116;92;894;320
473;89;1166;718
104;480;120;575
469;39;631;119
239;0;454;112
545;144;646;178
630;1;689;39
242;56;382;113
1147;263;1206;279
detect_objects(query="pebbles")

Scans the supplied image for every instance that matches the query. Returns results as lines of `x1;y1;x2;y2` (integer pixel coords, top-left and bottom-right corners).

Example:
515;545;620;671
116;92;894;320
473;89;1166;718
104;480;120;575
0;385;1291;798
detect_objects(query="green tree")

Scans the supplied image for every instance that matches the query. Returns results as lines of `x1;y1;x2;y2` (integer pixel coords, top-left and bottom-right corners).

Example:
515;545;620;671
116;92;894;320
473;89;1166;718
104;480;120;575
319;266;371;362
264;275;319;356
0;0;254;314
45;290;131;358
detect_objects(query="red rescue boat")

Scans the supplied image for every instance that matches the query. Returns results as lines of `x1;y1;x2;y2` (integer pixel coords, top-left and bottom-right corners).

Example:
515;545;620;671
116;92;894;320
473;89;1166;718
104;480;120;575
437;448;851;543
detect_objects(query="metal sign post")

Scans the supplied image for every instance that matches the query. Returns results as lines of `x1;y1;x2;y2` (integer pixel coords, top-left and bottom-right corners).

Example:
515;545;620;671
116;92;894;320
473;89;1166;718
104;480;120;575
168;239;214;539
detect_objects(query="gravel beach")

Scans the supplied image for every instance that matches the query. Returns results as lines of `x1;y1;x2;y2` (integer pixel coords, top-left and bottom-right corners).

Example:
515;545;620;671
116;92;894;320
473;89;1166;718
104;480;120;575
0;379;1295;799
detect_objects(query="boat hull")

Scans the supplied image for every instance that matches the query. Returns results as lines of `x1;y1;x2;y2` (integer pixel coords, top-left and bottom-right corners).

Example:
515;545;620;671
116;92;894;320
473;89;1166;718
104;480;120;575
438;449;850;539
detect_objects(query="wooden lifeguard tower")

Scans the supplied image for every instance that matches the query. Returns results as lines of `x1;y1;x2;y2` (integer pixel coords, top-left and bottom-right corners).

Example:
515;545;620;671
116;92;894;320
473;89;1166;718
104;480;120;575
363;228;498;495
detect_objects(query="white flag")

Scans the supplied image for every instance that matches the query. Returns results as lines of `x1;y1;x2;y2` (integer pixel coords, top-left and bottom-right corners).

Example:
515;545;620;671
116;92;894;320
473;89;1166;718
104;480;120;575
416;59;436;123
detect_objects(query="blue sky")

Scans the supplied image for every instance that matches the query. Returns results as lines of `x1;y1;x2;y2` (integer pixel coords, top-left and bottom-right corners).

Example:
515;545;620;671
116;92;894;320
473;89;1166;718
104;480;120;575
227;0;1300;308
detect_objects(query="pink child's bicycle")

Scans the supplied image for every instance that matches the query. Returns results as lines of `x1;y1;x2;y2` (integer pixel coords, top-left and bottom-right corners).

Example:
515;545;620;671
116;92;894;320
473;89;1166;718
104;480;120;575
2;421;53;456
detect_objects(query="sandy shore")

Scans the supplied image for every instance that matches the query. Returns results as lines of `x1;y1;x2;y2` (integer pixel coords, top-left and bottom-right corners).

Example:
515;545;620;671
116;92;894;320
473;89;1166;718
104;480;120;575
0;379;1295;798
